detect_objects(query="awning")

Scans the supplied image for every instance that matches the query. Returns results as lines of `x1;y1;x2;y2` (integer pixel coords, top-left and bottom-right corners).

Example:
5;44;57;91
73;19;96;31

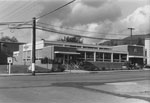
128;55;146;59
54;51;80;55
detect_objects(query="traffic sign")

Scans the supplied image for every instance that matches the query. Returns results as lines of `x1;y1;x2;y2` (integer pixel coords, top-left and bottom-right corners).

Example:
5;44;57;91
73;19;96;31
7;57;13;63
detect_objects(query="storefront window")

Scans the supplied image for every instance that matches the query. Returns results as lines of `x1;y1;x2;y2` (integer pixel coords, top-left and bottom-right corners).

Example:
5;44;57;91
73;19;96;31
113;53;119;62
86;52;94;61
96;52;103;61
77;52;85;61
121;54;127;62
104;53;111;62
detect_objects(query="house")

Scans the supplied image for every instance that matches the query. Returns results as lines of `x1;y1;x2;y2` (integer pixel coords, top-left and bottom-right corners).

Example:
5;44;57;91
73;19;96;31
0;41;24;64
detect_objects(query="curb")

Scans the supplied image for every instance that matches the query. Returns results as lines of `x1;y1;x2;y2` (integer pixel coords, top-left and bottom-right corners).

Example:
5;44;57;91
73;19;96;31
0;69;149;76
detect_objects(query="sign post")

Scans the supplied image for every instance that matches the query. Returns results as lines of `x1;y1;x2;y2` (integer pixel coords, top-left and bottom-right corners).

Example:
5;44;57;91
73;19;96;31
7;57;13;75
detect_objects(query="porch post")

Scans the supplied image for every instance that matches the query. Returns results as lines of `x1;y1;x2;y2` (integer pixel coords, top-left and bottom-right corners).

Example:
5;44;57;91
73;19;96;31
103;53;104;62
63;54;65;64
84;52;86;61
119;54;121;62
111;53;113;62
127;54;129;61
94;52;96;62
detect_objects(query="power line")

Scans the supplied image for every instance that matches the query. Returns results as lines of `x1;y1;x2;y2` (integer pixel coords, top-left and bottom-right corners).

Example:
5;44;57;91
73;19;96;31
0;21;32;32
0;0;76;30
0;22;26;25
14;26;116;40
0;27;10;31
36;0;76;19
0;1;36;21
37;22;128;36
13;25;149;42
36;26;120;40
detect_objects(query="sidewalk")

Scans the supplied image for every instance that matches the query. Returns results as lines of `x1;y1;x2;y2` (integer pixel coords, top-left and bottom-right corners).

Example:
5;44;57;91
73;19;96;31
0;70;89;76
0;69;149;76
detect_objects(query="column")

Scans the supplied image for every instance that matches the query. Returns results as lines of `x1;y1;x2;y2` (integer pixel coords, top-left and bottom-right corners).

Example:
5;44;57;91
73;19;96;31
127;54;129;61
63;54;65;64
103;53;104;62
94;52;96;62
84;52;86;61
111;53;113;62
119;54;121;62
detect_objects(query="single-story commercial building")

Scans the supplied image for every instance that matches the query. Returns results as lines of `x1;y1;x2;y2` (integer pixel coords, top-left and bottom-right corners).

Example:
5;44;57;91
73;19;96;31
13;40;146;70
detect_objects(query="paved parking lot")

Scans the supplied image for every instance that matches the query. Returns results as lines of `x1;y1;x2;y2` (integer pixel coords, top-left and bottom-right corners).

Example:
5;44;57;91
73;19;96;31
0;70;149;103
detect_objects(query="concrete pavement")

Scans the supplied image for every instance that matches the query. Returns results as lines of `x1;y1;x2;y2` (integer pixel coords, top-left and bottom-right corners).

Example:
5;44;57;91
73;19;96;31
0;71;149;103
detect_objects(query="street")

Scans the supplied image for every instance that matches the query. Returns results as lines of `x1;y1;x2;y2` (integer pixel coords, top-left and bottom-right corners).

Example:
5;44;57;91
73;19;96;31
0;70;149;103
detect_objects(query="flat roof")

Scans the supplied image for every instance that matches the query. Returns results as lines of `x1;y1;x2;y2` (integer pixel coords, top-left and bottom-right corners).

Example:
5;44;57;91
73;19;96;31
0;41;25;44
44;40;112;49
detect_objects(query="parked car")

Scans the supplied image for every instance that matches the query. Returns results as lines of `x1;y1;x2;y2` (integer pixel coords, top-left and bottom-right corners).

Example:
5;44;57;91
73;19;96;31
143;65;150;70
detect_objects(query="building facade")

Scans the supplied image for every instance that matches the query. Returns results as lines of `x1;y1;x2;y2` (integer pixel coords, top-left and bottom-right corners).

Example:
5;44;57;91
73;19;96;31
13;40;145;70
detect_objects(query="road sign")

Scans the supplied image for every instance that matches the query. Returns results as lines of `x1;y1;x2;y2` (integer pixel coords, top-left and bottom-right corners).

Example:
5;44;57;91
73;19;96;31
7;57;13;63
7;57;13;75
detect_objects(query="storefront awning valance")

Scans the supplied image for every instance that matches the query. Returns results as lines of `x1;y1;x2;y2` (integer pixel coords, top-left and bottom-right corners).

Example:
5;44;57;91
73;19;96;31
128;55;146;59
54;51;80;55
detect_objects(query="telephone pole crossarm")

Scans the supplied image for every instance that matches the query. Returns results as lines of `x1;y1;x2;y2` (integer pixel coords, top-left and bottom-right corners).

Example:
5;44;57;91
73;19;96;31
128;27;135;45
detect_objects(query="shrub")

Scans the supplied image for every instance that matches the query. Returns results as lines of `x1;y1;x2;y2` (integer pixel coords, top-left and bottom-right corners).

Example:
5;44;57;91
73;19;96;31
51;64;65;72
101;67;106;71
81;62;100;71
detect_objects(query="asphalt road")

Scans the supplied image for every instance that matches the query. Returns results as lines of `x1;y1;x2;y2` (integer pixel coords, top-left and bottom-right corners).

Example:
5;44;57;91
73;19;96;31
0;70;149;103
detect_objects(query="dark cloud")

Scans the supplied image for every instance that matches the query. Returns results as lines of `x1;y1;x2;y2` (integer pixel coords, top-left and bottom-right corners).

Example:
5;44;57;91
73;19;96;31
37;0;72;24
16;0;122;43
81;0;108;7
35;0;122;27
64;3;122;26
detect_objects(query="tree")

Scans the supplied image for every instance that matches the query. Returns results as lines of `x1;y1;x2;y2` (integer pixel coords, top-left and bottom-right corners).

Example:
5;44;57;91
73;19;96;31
58;36;83;43
136;38;143;46
0;36;18;42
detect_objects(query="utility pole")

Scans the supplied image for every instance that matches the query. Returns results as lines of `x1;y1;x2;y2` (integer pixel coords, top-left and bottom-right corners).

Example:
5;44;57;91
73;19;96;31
0;32;3;38
128;28;135;45
32;17;36;76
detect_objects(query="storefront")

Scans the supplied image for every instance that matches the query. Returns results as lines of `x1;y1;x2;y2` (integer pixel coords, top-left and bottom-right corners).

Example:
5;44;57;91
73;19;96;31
13;40;145;70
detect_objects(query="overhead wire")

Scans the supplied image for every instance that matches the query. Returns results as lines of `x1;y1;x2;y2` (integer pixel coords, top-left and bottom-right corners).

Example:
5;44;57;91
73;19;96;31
0;0;76;31
37;22;128;36
0;1;36;21
0;27;10;31
36;25;121;40
1;0;148;42
36;0;76;19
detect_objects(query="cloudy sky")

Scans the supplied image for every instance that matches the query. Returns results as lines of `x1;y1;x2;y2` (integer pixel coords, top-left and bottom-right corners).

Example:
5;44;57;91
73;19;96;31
0;0;149;43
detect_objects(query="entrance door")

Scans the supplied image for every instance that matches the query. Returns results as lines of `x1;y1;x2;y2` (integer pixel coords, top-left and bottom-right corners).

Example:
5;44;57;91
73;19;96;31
64;55;74;64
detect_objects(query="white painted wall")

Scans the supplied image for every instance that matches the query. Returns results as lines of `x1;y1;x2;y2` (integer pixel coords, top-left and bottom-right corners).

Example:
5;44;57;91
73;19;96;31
145;38;150;65
23;40;44;51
